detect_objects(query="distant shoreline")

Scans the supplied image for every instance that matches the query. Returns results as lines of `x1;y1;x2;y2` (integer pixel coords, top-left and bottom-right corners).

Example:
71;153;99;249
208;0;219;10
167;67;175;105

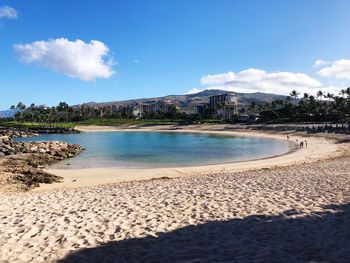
38;124;348;191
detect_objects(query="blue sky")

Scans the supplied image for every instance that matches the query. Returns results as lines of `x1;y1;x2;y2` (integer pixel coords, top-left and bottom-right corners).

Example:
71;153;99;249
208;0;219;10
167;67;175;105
0;0;350;110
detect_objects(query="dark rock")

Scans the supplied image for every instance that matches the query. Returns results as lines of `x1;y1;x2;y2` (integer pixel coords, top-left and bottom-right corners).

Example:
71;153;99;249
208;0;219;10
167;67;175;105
0;127;83;191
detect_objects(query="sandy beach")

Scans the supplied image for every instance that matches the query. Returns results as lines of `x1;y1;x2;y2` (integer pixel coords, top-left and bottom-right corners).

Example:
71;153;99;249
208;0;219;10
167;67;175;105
1;126;349;262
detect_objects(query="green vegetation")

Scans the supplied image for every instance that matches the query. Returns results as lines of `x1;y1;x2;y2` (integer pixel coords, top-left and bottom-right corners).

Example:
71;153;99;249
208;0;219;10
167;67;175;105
3;99;226;128
7;102;188;123
250;88;350;123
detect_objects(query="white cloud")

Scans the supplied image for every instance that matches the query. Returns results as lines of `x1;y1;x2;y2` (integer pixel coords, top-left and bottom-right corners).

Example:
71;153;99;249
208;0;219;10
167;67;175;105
14;38;115;81
133;59;140;64
317;59;350;80
185;88;202;94
314;59;330;68
201;72;236;85
197;68;323;95
0;6;18;19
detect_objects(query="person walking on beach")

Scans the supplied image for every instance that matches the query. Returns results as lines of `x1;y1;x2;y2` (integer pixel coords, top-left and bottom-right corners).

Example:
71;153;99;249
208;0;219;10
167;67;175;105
287;135;290;140
305;140;308;148
299;141;304;148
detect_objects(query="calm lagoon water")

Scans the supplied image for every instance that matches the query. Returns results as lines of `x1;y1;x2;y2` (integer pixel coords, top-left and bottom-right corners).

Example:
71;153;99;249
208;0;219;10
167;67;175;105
19;131;292;169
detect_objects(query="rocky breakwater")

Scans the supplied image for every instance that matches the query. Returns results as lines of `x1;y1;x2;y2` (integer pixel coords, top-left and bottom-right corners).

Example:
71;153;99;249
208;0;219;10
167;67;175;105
0;128;83;191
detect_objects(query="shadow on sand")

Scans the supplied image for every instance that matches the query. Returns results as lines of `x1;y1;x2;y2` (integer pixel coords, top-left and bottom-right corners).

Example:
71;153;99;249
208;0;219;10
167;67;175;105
58;203;350;263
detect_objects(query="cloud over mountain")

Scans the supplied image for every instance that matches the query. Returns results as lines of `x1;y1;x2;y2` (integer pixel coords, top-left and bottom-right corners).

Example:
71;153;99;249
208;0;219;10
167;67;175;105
14;38;115;81
199;68;322;95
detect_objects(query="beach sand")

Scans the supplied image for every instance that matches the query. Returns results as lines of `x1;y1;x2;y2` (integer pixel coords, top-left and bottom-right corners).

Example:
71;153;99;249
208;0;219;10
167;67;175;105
1;156;349;262
1;126;349;262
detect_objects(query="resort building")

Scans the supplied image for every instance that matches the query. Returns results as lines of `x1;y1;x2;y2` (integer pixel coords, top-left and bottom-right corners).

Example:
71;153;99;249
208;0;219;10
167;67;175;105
210;93;238;119
192;104;207;116
132;103;151;118
193;92;238;120
132;100;172;118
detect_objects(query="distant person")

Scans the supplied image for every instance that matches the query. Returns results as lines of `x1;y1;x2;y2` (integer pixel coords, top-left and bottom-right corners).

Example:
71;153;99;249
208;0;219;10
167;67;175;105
287;135;290;140
299;141;304;148
305;140;308;148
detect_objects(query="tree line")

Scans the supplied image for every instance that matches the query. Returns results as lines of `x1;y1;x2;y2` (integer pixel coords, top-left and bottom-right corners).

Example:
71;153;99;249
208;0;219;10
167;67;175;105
246;88;350;123
8;87;350;124
10;102;186;122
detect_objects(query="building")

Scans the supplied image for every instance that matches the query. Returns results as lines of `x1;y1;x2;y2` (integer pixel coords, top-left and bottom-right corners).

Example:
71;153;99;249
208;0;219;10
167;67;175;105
132;103;150;118
192;103;206;116
193;92;238;120
132;100;172;118
210;93;238;120
209;93;237;111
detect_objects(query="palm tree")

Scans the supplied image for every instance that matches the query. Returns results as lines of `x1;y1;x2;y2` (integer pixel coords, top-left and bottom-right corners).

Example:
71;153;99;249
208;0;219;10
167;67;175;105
303;93;309;100
316;91;324;101
344;87;350;98
248;102;257;116
16;102;26;110
339;89;346;98
290;90;300;105
326;93;334;103
344;87;350;130
257;104;264;114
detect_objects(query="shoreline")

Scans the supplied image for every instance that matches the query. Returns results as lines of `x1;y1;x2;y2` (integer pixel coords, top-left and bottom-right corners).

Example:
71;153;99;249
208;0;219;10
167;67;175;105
38;125;347;191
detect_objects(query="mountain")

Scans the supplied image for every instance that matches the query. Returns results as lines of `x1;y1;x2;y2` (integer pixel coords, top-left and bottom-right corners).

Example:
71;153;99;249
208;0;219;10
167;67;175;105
0;110;18;119
83;90;286;112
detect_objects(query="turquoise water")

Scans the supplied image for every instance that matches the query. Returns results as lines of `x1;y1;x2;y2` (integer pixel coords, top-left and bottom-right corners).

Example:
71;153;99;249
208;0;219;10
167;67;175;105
19;131;292;169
